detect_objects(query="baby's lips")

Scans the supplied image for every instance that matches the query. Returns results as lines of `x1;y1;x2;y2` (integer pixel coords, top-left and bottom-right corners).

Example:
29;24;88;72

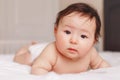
68;48;77;52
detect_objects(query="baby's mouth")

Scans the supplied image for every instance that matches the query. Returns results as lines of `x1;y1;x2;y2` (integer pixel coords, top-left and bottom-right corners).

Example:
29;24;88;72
68;48;78;53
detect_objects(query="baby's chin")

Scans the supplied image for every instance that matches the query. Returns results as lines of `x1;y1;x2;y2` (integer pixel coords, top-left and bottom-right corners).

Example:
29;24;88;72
64;54;81;61
65;52;89;61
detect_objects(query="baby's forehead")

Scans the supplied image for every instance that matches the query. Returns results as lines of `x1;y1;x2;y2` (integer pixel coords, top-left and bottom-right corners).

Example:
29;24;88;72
64;12;92;18
61;12;95;22
61;13;96;24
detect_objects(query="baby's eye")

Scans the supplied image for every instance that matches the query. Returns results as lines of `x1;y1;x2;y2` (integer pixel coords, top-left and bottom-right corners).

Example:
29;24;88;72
81;35;87;39
64;30;71;34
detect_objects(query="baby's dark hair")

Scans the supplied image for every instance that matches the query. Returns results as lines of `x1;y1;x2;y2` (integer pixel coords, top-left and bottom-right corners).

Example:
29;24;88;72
55;3;101;42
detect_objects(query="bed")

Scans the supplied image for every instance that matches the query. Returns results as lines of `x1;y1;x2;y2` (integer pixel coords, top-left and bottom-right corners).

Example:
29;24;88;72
0;43;120;80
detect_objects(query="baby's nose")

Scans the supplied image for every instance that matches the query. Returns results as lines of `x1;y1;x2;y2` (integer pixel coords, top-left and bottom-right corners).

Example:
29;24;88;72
70;35;78;44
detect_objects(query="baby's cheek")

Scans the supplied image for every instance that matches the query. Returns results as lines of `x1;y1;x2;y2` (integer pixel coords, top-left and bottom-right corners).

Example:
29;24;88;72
79;46;91;55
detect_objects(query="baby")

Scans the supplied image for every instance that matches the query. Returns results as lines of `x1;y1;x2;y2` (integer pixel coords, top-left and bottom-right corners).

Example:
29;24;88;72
14;3;110;75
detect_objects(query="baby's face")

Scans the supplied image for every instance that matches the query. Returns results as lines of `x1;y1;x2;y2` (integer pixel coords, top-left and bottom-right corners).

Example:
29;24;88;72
54;12;96;60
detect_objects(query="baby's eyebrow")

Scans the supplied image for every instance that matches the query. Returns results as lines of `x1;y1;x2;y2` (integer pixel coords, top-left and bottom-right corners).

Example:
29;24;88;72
80;29;91;35
64;24;75;29
80;29;89;33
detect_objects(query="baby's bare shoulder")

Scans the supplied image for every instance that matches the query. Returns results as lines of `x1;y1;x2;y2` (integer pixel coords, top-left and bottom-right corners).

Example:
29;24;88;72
32;42;57;67
40;42;57;62
89;47;99;61
89;47;98;55
44;42;57;55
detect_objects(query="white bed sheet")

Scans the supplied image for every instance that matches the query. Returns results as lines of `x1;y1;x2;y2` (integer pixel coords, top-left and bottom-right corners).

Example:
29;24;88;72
0;43;120;80
0;60;120;80
0;52;120;80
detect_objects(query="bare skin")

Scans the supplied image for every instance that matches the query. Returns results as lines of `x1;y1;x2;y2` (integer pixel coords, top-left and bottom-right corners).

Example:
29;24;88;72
14;42;37;65
31;13;110;75
31;42;110;75
14;12;111;75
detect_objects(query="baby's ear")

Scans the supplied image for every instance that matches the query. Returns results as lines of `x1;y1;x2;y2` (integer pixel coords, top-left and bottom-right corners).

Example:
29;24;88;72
94;40;97;44
54;25;58;34
92;39;97;45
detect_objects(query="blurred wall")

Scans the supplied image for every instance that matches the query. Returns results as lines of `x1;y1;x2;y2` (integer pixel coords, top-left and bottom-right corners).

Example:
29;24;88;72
0;0;59;54
0;0;103;54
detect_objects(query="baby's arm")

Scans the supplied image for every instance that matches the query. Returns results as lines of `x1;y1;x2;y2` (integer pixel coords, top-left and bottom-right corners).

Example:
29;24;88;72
90;47;111;69
31;42;57;75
